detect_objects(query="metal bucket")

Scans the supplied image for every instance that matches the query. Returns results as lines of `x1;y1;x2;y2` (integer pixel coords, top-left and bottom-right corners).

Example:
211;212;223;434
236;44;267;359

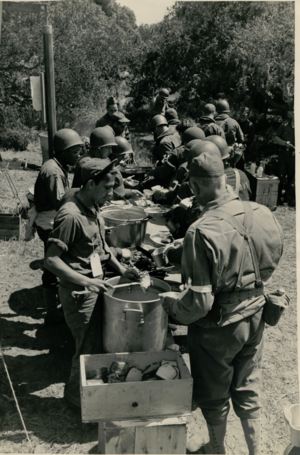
102;276;171;353
102;207;149;248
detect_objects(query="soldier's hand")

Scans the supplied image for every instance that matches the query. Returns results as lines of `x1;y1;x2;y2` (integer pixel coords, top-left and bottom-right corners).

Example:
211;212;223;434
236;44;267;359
123;267;140;280
130;190;143;199
86;278;114;294
159;293;178;315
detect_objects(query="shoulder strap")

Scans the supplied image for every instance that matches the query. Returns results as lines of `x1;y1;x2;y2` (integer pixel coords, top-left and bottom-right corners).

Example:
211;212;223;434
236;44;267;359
232;168;240;195
209;201;262;289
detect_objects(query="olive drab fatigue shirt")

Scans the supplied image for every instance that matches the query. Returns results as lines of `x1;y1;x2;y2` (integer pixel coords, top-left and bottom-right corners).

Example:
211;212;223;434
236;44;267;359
215;113;244;146
48;194;110;288
168;191;283;327
34;158;70;212
151;129;182;185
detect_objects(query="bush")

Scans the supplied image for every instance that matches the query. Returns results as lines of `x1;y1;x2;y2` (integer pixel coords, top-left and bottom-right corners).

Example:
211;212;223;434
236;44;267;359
0;126;38;151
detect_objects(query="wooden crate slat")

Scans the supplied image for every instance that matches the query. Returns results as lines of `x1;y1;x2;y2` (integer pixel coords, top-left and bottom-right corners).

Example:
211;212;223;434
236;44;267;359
103;418;187;454
81;351;193;422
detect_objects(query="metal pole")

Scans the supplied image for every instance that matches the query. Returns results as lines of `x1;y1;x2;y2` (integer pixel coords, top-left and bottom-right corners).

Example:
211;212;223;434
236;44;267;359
0;2;3;46
43;24;56;159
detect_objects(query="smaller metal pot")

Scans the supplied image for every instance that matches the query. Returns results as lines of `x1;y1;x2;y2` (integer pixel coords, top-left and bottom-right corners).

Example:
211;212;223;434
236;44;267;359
151;247;169;268
102;207;151;248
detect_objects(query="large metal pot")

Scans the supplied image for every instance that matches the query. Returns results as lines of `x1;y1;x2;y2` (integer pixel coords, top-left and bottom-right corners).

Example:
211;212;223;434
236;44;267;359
102;276;171;353
121;166;152;183
102;207;149;248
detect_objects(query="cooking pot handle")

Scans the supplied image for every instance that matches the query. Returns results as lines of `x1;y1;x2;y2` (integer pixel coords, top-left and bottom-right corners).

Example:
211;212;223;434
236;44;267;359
105;222;128;231
123;308;144;325
134;216;153;224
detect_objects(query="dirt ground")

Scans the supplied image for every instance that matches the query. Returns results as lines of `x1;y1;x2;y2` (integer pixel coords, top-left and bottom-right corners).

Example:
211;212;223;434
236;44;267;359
0;147;298;454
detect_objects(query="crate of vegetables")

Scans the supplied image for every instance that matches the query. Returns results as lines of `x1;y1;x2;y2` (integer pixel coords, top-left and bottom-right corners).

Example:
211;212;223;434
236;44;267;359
80;350;193;422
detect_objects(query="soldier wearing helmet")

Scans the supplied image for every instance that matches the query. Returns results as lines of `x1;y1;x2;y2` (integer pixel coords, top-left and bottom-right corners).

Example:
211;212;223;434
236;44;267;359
109;137;142;200
151;88;170;116
140;114;182;190
198;104;226;139
152;127;206;204
33;128;83;326
72;127;117;188
205;135;251;201
214;100;244;147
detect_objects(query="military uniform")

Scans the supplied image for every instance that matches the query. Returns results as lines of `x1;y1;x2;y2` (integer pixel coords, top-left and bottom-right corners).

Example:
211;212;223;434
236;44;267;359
198;116;226;139
225;166;251;201
96;113;130;142
48;194;111;407
34;158;70;290
275;119;295;203
215;113;244;146
166;191;283;426
140;128;182;189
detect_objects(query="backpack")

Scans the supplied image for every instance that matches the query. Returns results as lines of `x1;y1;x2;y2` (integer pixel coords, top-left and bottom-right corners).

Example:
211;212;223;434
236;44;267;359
216;117;236;145
201;122;215;135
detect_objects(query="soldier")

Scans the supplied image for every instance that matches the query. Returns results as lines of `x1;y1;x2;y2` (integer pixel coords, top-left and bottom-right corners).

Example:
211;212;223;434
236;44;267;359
165;108;181;135
215;100;244;147
273;110;295;205
34;129;83;325
95;96;118;129
161;152;284;455
151;88;170;116
72;127;117;188
205;135;251;201
110;112;131;143
198;104;226;139
140;114;182;190
45;159;140;408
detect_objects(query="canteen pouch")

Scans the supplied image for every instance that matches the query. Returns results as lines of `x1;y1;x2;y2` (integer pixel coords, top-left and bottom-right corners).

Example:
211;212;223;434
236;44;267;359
263;291;290;326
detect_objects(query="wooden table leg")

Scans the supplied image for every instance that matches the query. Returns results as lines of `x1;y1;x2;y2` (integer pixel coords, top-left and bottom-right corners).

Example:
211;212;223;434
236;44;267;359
98;421;105;454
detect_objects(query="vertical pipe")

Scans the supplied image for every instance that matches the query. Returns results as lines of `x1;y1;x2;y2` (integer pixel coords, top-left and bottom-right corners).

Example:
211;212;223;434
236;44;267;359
0;2;3;46
43;25;56;159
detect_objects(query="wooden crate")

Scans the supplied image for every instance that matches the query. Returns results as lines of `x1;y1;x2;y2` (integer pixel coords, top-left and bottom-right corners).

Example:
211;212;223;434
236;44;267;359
98;415;189;454
245;170;279;209
0;214;21;240
80;350;193;422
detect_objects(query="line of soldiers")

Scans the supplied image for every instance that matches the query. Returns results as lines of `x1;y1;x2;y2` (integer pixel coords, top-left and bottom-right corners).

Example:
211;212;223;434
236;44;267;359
28;93;287;455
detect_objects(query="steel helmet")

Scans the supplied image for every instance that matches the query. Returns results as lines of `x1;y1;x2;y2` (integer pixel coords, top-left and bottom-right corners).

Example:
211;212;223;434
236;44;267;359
205;135;230;160
183;127;205;144
159;88;169;98
150;115;168;131
185;139;203;152
90;127;117;148
216;100;230;113
53;129;83;152
187;141;221;167
113;136;133;155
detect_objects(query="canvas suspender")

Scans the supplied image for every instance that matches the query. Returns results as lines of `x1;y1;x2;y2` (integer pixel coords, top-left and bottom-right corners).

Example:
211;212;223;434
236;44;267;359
210;201;263;290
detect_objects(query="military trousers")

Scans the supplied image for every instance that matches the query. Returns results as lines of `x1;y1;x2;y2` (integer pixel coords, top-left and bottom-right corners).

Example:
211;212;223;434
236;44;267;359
188;308;265;426
59;284;103;407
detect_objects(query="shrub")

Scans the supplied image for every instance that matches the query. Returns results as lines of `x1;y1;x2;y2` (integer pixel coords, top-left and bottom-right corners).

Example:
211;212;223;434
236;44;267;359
0;126;39;151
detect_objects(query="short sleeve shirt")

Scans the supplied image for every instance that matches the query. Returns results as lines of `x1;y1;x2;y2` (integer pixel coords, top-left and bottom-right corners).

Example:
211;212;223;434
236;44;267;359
34;158;69;212
48;194;110;279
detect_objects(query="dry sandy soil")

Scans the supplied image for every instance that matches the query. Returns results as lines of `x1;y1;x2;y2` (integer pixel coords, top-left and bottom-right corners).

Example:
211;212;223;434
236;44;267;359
0;146;298;454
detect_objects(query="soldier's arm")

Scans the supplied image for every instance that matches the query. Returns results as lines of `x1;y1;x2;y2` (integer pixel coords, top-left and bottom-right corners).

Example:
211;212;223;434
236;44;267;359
236;123;245;143
163;227;214;324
